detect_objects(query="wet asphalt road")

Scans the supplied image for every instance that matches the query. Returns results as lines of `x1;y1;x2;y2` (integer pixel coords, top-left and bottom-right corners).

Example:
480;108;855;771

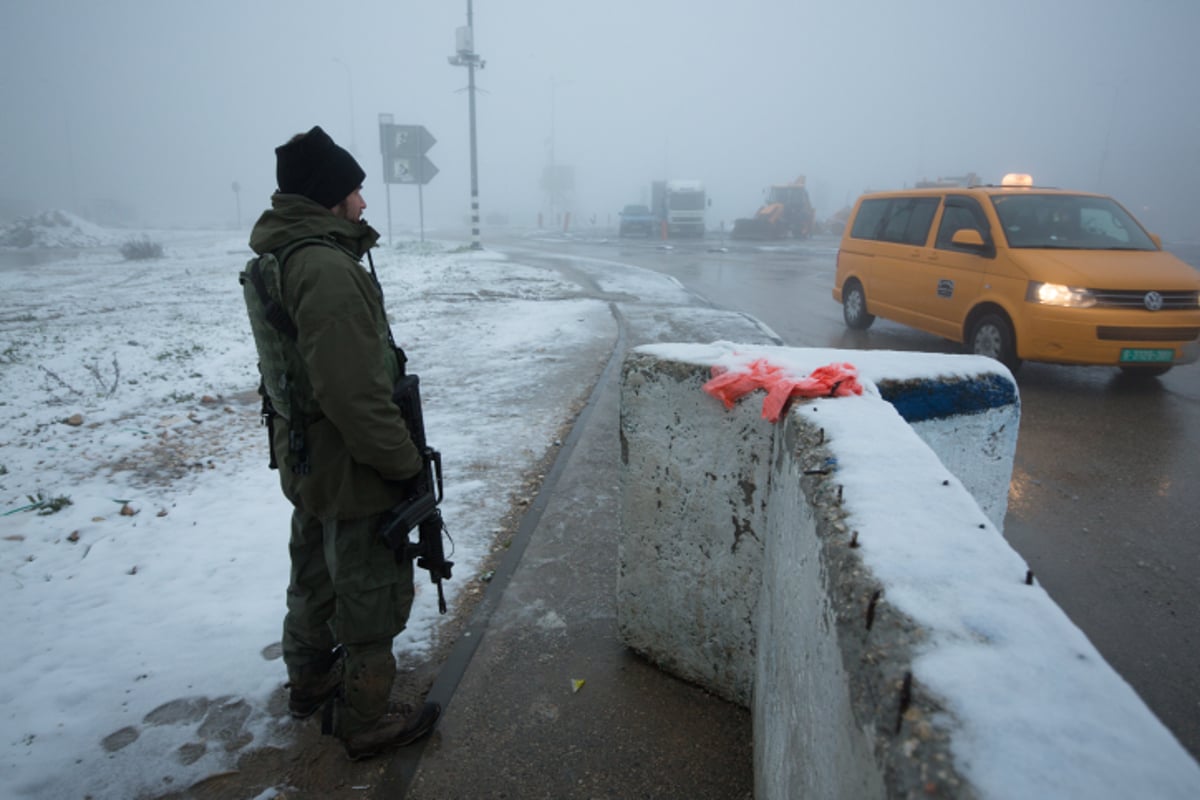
496;230;1200;761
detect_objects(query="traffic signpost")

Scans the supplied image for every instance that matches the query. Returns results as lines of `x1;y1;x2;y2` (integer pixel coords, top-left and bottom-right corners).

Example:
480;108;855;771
378;116;439;242
385;155;439;185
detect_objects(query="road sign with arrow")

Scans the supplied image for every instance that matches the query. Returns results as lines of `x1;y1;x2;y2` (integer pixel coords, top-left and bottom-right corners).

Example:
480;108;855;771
380;124;438;185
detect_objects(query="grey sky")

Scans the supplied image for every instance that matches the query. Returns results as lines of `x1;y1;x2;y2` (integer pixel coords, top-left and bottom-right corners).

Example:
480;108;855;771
3;0;1199;239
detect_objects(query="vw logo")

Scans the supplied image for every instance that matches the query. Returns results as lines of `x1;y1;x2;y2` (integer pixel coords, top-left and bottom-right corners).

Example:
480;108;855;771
1144;291;1164;311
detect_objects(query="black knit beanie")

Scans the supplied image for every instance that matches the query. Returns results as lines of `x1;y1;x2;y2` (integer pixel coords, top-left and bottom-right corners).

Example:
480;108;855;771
275;126;366;209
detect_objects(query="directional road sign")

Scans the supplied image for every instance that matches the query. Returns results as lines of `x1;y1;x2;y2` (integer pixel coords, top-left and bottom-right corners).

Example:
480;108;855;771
385;155;439;185
379;123;438;185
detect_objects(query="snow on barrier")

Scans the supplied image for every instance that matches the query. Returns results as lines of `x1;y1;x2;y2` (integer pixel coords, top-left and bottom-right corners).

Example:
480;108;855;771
617;342;1200;800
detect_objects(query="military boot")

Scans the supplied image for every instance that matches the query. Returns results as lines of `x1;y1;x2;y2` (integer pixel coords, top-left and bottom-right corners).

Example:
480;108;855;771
340;700;441;761
326;647;440;760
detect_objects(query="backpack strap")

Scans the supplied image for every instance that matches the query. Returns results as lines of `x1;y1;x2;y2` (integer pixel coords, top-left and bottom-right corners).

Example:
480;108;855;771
257;381;280;470
245;260;298;340
243;236;337;341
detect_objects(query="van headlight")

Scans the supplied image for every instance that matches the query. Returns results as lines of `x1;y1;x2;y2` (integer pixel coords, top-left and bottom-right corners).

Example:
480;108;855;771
1027;281;1097;308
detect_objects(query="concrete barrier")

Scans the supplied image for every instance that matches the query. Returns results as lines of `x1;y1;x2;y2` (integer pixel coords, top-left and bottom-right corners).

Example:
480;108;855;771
618;342;1200;799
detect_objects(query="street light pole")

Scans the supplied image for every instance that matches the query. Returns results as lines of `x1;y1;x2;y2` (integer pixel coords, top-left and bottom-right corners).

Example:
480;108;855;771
448;0;485;250
550;76;557;226
332;57;357;156
546;76;573;227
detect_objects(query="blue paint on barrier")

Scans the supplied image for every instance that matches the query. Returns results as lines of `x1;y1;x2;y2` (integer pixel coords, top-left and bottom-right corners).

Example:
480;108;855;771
878;374;1017;423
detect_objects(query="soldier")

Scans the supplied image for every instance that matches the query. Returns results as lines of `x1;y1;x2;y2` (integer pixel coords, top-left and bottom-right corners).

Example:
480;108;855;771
245;125;439;760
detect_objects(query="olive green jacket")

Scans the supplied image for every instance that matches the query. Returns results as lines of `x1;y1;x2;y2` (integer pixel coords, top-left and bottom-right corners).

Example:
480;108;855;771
248;193;422;520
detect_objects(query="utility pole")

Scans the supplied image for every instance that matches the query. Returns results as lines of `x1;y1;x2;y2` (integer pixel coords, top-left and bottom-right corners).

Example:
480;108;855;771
448;0;485;250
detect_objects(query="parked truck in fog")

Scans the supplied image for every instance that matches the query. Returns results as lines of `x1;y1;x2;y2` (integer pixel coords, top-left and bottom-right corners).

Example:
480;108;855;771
651;179;708;238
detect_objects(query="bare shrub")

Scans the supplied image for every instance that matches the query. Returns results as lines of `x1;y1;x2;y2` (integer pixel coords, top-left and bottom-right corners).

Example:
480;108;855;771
120;237;164;261
38;354;121;400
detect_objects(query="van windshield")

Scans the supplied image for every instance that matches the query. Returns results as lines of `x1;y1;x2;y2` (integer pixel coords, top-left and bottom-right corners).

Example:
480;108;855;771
990;193;1157;251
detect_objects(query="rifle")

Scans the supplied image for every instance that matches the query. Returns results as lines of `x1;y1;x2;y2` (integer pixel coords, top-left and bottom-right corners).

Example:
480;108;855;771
379;370;454;614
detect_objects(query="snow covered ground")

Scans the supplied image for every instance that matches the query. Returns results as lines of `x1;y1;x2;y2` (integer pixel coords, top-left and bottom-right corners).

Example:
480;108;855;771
4;213;1198;799
0;215;615;799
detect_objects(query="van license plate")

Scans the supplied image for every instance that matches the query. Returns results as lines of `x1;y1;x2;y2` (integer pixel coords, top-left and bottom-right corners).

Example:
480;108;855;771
1120;348;1174;364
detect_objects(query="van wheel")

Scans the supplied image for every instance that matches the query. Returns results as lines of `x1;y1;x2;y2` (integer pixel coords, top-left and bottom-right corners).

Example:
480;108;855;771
842;280;875;330
968;312;1021;371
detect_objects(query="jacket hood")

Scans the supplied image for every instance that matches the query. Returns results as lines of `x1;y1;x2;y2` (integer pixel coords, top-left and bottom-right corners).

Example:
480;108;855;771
249;192;379;258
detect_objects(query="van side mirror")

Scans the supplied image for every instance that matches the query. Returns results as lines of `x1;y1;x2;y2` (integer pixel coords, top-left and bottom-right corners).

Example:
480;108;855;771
1149;232;1163;249
950;228;987;249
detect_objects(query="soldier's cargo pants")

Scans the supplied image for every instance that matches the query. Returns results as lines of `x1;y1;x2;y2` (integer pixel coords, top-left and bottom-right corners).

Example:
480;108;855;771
281;507;414;737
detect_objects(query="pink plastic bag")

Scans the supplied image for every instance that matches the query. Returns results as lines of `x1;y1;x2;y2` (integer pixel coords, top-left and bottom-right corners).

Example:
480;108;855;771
703;359;862;422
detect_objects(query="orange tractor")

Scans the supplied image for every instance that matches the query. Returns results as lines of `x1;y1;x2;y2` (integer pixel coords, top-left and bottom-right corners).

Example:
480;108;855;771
731;176;816;240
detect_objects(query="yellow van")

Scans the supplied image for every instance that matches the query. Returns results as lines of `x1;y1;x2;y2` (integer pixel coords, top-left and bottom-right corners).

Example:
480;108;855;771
832;175;1200;375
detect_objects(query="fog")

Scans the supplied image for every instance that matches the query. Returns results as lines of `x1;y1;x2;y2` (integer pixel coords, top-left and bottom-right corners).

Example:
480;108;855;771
4;0;1199;239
